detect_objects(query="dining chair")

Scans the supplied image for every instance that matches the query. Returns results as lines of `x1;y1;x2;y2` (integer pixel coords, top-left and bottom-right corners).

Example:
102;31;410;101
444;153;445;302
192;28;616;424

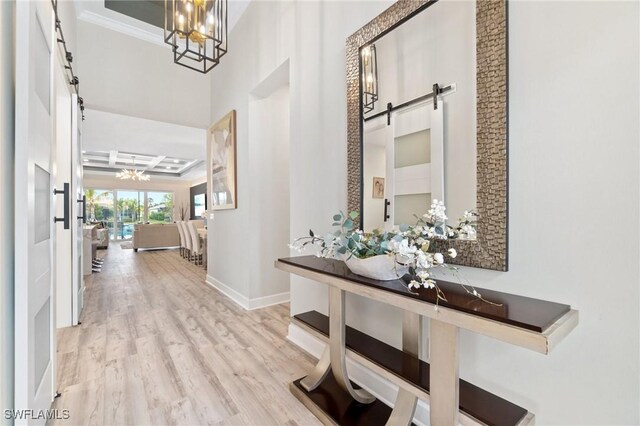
190;219;205;229
187;221;204;266
176;221;187;258
179;221;193;262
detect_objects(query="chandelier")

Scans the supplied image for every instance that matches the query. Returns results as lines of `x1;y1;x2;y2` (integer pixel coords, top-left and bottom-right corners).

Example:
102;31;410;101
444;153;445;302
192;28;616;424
361;44;378;114
116;157;150;181
164;0;228;74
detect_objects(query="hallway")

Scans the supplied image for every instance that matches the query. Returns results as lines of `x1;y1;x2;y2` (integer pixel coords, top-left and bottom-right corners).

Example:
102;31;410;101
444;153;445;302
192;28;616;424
51;244;320;425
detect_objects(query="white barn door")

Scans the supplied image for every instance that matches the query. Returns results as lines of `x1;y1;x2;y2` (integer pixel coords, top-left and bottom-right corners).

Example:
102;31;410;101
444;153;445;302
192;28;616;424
14;0;58;422
71;94;84;324
386;100;444;230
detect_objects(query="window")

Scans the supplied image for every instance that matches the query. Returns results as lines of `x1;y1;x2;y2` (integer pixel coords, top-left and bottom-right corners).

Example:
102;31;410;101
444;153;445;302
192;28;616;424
87;189;115;239
85;188;175;240
147;191;174;223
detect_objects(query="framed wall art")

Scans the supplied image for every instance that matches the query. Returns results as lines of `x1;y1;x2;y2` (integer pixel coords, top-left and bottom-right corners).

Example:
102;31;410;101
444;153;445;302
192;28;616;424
207;110;237;211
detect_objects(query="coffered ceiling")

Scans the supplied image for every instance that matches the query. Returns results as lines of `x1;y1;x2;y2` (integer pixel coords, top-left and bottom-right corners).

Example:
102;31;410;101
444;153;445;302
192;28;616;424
81;109;207;181
83;150;202;177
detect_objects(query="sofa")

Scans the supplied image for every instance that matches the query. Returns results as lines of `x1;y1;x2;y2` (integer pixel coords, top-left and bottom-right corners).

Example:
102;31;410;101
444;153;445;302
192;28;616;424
132;223;180;252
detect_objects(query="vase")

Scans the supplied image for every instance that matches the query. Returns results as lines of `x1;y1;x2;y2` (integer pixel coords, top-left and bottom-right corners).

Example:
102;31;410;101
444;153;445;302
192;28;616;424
339;253;409;281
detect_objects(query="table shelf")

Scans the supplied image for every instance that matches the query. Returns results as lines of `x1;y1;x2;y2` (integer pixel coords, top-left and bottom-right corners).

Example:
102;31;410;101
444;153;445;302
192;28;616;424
277;256;577;425
294;310;531;426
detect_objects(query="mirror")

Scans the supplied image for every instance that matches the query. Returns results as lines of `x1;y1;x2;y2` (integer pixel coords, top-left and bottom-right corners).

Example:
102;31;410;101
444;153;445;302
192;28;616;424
361;0;476;236
347;0;508;271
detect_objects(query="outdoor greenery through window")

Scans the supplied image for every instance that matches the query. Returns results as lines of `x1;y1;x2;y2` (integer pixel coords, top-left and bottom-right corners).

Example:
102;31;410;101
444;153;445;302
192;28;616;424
85;188;174;240
147;192;174;223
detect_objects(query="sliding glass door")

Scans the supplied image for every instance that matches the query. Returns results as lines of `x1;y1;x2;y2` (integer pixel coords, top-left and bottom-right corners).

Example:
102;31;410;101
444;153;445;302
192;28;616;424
115;190;145;240
84;188;176;240
87;189;115;239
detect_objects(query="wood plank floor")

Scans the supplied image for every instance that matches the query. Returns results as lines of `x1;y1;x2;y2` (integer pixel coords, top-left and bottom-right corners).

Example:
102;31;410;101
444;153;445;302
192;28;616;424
51;243;321;426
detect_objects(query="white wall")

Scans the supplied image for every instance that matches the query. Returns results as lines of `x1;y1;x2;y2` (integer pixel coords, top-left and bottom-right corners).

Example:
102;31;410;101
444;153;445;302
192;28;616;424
248;85;291;299
76;20;211;129
83;175;193;221
0;0;13;420
207;1;297;303
363;141;386;231
210;0;639;423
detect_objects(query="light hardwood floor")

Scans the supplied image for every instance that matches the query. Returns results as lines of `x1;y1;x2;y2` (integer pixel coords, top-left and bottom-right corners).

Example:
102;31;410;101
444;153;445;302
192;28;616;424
51;243;321;426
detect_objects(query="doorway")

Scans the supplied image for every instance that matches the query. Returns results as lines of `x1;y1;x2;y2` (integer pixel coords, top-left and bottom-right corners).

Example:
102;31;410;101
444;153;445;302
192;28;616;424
247;60;291;302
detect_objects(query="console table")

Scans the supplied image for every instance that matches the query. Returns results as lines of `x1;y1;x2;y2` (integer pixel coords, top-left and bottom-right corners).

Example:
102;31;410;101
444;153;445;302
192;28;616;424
276;256;578;426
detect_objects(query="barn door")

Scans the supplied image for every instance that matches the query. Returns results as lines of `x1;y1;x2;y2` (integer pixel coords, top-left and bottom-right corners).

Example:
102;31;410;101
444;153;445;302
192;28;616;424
14;0;58;421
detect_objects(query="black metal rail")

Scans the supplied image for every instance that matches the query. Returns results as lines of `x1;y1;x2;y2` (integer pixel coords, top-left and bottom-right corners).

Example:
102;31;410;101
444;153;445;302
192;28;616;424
364;83;454;125
51;0;85;120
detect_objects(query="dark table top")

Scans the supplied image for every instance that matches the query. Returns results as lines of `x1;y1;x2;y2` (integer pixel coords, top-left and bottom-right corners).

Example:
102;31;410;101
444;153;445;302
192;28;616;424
278;256;571;333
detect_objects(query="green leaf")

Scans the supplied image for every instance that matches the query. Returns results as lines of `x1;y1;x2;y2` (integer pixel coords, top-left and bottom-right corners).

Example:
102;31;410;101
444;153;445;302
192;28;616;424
349;211;359;220
333;214;342;221
332;222;341;226
309;229;315;237
337;246;347;254
344;219;354;229
399;224;409;232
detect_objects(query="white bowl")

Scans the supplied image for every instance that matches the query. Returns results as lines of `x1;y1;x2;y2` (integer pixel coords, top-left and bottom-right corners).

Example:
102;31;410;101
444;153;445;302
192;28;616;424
339;253;409;281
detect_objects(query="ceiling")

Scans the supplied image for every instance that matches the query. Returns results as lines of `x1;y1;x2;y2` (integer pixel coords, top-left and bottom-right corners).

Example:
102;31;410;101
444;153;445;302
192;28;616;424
82;108;207;181
75;0;251;47
83;150;202;177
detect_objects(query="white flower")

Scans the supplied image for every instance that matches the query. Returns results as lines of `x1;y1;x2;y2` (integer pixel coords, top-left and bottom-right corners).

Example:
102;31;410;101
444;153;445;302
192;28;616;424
425;279;436;289
448;248;457;258
416;252;433;269
417;270;430;280
397;239;417;257
408;280;420;289
461;224;476;239
434;252;444;264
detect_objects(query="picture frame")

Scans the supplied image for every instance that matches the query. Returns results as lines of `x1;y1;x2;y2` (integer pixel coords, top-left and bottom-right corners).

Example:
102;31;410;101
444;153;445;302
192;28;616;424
207;110;237;211
372;177;385;199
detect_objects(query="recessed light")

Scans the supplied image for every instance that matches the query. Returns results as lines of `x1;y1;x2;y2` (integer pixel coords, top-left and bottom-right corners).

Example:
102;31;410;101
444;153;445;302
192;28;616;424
166;166;172;170
83;159;89;162
82;150;86;154
173;159;179;164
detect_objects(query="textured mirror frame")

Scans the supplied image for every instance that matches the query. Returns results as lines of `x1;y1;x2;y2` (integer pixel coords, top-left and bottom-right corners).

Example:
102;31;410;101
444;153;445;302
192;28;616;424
346;0;508;271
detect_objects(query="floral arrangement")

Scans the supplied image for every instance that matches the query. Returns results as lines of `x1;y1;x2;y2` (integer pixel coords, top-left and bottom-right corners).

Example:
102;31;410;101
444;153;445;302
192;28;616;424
291;200;493;305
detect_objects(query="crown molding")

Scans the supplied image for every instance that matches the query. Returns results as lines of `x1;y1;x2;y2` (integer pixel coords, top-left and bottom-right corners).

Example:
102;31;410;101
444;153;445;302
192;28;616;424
78;10;168;48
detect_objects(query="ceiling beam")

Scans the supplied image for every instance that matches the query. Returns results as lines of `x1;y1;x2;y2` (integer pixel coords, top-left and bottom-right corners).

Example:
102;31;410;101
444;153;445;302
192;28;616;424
146;155;166;170
109;150;118;167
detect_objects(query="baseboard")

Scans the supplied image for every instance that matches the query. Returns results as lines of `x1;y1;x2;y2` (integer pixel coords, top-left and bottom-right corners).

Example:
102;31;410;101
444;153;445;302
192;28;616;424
287;322;431;426
247;291;290;310
205;275;290;311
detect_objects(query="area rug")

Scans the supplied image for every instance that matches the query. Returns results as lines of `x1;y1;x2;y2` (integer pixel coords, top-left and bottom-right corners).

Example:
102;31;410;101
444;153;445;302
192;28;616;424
120;241;133;250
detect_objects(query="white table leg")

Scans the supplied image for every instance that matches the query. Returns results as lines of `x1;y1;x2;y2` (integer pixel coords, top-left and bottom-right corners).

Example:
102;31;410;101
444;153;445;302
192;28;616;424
386;312;421;426
329;286;376;404
300;344;331;392
430;319;460;425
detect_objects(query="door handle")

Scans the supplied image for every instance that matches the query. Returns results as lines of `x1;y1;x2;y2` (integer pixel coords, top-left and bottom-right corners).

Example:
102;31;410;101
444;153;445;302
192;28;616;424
77;195;86;223
383;198;390;222
53;183;70;230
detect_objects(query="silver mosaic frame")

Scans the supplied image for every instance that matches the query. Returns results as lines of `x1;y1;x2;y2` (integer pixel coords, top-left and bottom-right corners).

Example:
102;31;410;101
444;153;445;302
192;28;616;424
346;0;508;271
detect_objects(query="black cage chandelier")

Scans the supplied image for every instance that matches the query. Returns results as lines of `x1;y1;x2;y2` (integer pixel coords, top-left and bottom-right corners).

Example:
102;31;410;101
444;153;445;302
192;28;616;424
164;0;228;74
361;44;378;114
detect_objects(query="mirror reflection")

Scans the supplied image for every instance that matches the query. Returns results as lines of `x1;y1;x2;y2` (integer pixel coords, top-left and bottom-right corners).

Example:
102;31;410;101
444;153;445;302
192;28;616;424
361;1;477;238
